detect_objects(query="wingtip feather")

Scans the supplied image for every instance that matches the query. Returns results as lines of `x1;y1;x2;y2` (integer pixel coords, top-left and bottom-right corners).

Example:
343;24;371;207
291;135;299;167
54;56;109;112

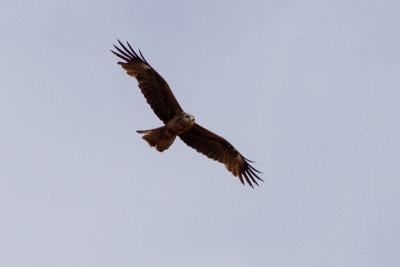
112;40;149;65
243;172;254;188
238;174;245;185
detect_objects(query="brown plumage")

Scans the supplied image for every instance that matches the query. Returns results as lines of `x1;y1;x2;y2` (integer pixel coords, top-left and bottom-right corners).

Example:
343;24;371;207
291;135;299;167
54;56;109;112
111;40;263;187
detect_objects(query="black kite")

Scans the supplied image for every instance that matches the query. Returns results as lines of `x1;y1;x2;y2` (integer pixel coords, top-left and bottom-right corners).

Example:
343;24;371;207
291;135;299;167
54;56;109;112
111;41;263;187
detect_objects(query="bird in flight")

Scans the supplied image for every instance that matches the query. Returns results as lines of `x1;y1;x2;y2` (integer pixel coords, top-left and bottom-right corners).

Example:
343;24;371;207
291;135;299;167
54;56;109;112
111;40;263;187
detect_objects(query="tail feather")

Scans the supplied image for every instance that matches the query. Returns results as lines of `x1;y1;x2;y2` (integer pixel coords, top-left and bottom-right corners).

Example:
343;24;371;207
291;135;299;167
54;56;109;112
136;129;152;134
136;126;176;152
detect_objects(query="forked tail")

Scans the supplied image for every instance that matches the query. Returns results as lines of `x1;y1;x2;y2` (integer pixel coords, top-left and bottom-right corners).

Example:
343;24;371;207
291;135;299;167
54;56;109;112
136;126;176;152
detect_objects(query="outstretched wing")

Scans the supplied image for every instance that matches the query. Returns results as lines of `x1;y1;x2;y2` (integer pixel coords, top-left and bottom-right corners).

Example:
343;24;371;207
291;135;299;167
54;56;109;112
179;124;263;188
111;40;183;124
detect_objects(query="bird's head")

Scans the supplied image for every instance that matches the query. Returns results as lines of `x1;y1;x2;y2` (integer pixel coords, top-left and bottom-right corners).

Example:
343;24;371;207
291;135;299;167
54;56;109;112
183;112;195;125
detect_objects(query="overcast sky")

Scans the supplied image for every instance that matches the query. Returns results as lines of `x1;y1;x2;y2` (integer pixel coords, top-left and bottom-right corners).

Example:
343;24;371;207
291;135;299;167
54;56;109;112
1;0;399;266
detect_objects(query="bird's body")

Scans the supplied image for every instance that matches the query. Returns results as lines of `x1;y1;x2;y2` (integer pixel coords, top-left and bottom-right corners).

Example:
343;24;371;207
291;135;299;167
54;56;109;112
112;40;263;187
137;111;195;152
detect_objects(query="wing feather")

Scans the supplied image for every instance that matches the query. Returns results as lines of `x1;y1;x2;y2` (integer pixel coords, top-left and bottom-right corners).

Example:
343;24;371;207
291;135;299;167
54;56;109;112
111;40;182;124
179;124;263;187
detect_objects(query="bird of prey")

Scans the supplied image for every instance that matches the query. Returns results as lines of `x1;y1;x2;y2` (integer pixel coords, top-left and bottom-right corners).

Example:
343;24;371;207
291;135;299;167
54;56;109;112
111;40;263;187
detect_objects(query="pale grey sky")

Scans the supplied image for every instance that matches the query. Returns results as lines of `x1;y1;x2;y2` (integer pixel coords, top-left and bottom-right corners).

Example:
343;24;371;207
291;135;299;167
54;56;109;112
1;0;399;266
